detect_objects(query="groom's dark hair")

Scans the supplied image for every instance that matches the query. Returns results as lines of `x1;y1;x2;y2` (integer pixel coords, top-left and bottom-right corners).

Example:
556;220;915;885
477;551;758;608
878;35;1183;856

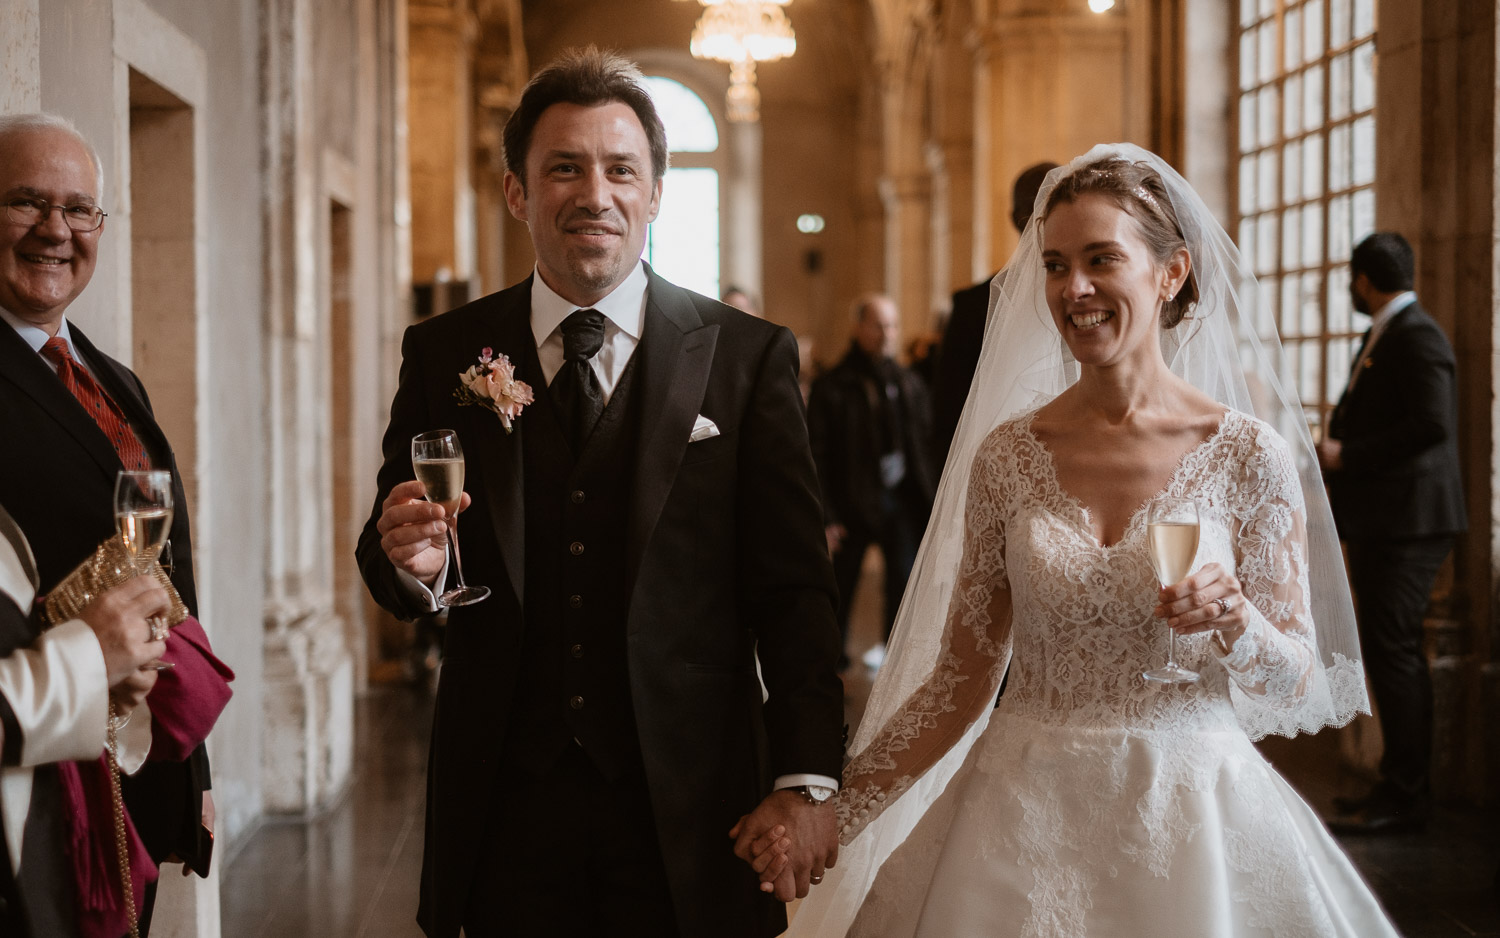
503;46;669;190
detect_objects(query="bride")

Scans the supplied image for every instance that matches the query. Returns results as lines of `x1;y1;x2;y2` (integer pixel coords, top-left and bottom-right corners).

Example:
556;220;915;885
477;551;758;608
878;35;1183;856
778;146;1399;937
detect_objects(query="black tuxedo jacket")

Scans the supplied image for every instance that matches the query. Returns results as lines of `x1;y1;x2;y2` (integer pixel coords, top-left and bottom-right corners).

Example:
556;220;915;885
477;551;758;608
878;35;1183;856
1326;301;1466;539
0;320;213;873
357;268;843;938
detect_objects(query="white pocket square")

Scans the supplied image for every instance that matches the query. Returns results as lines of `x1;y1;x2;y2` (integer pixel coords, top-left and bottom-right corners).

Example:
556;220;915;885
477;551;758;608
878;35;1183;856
689;415;720;443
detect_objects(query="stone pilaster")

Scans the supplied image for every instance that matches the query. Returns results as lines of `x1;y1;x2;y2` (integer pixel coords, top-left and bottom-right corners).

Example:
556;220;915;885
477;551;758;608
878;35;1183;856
260;0;355;815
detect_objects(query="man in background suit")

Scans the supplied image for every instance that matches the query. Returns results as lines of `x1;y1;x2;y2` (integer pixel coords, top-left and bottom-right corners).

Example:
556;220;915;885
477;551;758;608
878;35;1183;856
807;294;937;669
0;505;167;937
359;48;843;938
930;161;1058;463
1318;231;1466;834
0;113;217;929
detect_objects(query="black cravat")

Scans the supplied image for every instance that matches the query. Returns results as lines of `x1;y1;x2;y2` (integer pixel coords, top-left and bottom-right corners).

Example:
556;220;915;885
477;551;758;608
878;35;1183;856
552;308;607;452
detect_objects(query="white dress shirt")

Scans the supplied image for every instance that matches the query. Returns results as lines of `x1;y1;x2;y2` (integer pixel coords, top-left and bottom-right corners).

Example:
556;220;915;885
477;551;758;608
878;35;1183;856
0;306;94;379
531;261;648;399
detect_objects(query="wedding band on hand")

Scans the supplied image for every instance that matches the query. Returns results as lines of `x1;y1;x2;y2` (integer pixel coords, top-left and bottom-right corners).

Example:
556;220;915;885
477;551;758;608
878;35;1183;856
149;617;168;642
810;876;824;884
1213;597;1233;618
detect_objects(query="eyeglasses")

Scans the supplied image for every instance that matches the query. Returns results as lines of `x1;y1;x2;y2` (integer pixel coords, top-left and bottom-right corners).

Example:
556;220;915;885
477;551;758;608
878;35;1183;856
3;197;107;232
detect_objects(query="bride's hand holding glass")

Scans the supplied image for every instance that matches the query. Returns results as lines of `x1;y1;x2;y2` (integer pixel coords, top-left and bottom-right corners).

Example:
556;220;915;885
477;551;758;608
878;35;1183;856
1153;561;1249;650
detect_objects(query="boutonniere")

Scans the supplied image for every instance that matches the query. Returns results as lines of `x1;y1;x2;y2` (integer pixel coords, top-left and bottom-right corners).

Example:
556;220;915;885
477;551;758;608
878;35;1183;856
454;347;535;433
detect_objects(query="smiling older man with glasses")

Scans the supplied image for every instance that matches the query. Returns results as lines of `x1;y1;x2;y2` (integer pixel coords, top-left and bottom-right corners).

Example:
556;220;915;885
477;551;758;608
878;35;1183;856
0;112;223;938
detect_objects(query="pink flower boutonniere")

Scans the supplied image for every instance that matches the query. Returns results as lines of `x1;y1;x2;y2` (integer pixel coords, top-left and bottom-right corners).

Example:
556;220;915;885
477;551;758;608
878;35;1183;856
455;347;535;433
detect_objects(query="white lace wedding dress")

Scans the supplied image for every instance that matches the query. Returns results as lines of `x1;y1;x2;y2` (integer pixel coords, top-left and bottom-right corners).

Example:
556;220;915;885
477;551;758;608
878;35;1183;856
832;409;1398;938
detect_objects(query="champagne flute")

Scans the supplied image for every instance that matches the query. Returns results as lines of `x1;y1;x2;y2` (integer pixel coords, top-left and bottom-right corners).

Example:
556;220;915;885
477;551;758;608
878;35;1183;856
411;430;490;607
1142;496;1202;684
114;470;175;670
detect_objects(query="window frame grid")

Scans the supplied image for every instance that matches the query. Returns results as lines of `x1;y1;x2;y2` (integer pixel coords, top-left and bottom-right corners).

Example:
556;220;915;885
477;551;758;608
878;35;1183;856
1233;0;1376;433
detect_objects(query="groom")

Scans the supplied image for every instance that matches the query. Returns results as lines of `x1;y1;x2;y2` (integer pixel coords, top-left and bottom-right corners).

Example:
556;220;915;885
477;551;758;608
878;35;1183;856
358;47;844;937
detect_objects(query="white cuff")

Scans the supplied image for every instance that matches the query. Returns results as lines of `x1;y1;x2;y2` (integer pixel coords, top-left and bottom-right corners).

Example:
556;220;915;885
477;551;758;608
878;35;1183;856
114;699;153;775
395;555;450;614
775;773;840;793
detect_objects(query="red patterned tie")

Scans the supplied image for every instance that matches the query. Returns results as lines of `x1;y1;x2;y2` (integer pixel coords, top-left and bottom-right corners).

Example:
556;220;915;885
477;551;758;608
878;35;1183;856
39;336;151;470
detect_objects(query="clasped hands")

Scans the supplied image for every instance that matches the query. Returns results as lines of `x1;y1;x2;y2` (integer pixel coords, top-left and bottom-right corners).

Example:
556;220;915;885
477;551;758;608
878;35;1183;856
729;789;839;902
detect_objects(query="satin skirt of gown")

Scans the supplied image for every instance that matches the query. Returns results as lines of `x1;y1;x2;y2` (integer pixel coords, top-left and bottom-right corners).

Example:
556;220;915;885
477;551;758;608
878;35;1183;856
845;711;1400;938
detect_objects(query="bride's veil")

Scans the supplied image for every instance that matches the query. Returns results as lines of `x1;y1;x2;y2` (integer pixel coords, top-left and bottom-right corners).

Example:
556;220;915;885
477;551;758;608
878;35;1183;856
786;143;1369;933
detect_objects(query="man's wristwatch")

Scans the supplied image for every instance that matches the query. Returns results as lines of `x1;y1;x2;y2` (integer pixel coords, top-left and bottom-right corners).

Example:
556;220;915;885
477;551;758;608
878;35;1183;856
786;784;836;805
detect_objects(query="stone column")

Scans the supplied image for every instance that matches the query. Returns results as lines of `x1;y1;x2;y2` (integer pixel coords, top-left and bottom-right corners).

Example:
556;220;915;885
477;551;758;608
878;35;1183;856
261;0;355;815
879;170;933;338
871;0;937;341
970;0;1147;270
408;0;477;287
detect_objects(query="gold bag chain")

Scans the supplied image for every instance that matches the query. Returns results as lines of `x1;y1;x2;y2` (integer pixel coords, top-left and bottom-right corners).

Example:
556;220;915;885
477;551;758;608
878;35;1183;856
107;701;140;938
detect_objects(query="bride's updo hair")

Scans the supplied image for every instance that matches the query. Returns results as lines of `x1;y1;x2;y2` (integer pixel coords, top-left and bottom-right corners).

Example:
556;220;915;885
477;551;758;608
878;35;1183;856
1042;158;1200;328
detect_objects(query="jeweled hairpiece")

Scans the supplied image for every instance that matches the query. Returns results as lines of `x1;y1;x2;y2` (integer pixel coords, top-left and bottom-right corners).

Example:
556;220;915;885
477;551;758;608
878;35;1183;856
1075;167;1160;211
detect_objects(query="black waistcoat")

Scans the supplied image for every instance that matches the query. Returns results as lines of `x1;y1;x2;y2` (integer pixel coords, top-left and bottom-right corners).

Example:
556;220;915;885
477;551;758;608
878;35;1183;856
503;354;644;780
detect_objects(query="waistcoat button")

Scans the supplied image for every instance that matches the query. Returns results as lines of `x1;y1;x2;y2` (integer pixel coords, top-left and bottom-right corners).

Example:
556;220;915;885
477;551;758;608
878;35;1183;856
569;541;584;556
571;490;586;504
571;644;585;658
569;594;583;608
569;695;585;710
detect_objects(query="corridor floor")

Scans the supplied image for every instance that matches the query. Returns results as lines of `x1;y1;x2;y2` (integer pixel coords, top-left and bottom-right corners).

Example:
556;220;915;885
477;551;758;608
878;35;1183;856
222;555;1499;937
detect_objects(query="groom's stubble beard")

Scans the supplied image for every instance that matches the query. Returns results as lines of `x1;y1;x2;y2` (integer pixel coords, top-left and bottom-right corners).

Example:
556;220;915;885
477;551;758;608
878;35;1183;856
557;210;640;298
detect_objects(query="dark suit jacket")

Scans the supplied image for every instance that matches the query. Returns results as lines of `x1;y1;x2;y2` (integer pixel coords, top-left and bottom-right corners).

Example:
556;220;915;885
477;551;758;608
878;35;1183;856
1326;301;1466;539
356;268;844;938
0;320;213;874
930;277;992;464
807;346;938;535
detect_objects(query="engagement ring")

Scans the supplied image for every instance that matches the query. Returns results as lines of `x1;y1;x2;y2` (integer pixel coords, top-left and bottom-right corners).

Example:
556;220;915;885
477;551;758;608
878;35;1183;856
1213;597;1233;618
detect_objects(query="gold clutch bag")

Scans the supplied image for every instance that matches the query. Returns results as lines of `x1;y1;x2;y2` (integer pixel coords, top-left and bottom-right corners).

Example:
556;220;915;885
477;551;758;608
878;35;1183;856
41;534;188;628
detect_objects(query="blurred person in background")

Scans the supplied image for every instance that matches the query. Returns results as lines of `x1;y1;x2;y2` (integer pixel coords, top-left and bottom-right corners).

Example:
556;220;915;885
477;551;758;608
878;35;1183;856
808;294;937;670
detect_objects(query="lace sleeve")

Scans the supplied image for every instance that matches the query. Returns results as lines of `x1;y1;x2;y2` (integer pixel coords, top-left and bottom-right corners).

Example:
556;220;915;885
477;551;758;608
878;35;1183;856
835;436;1013;844
1214;425;1321;719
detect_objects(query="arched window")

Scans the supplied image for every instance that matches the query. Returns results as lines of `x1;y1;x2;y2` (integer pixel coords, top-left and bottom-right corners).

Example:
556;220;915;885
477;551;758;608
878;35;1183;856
642;76;722;299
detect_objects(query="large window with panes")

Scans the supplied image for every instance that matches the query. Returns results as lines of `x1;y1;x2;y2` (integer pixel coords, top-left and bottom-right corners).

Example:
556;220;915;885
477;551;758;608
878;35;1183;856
1236;0;1376;432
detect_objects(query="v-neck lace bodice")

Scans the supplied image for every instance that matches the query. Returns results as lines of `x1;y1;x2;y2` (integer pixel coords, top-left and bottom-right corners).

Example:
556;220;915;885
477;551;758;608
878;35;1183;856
1020;409;1229;550
830;409;1374;937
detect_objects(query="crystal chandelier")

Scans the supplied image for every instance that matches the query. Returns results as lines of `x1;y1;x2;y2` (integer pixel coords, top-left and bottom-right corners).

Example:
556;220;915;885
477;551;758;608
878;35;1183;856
676;0;797;122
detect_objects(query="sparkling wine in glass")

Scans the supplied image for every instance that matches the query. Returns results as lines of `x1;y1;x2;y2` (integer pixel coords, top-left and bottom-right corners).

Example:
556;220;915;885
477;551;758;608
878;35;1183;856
115;470;173;567
1142;496;1202;684
411;430;489;607
115;469;175;670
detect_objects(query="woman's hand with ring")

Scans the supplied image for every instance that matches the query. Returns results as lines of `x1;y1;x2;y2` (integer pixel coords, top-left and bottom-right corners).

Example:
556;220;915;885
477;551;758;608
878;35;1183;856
1154;562;1247;644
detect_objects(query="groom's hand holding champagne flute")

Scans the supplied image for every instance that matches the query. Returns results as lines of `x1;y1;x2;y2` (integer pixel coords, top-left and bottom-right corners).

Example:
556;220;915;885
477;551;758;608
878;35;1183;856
376;480;470;586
